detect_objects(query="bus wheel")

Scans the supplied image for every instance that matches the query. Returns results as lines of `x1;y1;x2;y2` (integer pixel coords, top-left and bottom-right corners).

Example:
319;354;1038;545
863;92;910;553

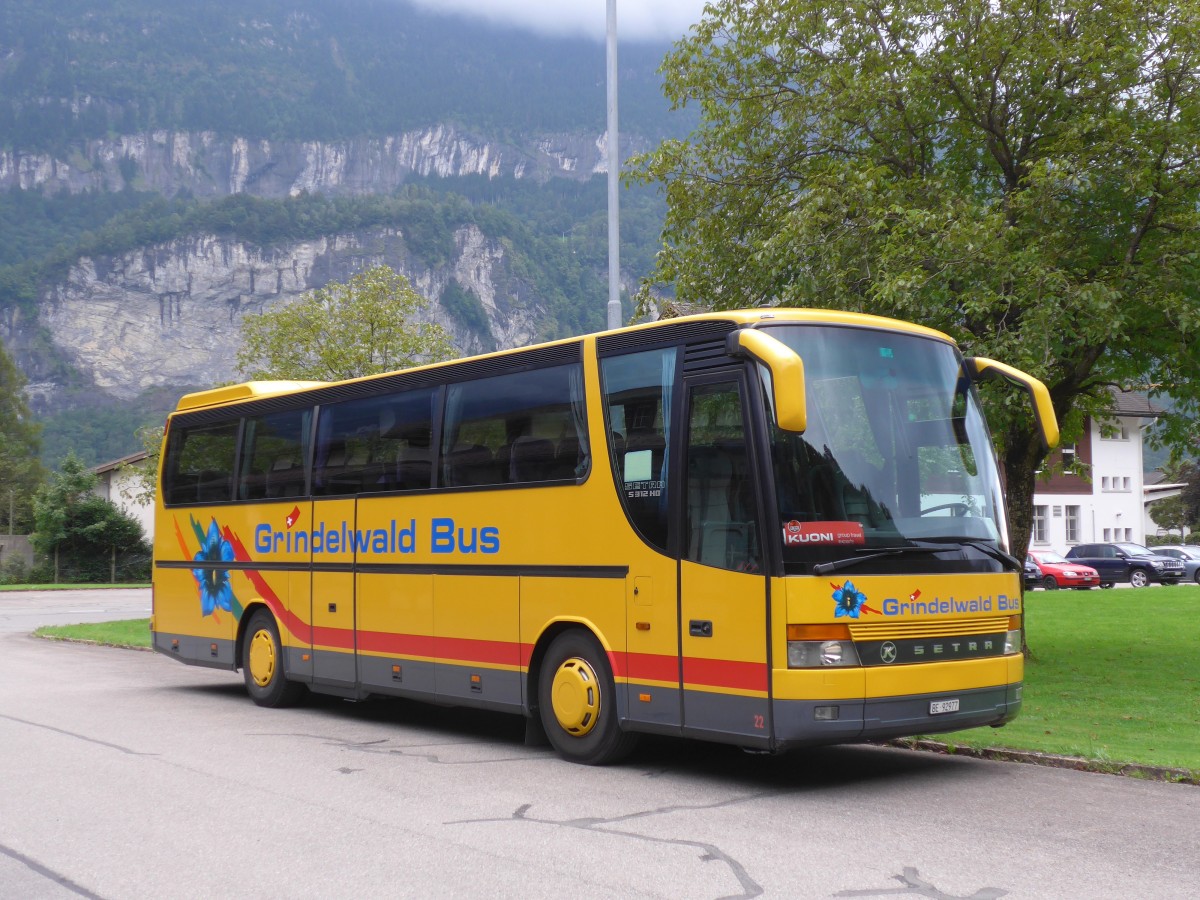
537;630;638;766
242;609;306;708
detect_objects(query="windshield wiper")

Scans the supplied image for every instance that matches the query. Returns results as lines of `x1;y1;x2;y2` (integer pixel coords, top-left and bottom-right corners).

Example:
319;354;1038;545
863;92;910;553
812;547;941;576
910;537;1022;572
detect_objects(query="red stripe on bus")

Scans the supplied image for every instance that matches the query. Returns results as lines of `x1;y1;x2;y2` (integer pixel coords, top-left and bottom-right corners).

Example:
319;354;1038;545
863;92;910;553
217;537;764;689
682;657;768;693
619;651;680;683
358;630;523;667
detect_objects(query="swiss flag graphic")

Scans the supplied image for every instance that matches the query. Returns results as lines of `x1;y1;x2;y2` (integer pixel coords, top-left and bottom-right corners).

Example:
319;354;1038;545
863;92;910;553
285;506;301;529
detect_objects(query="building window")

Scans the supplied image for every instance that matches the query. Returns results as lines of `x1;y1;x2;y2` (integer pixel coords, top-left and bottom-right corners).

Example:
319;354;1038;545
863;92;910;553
1101;476;1111;491
1061;443;1076;468
1032;505;1047;543
1100;424;1126;440
1065;505;1080;543
1103;528;1111;541
1122;477;1131;491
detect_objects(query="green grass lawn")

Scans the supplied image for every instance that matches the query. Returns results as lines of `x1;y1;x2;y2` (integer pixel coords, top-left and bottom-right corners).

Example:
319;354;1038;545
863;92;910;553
34;618;152;649
942;585;1200;775
33;586;1200;776
1;584;150;591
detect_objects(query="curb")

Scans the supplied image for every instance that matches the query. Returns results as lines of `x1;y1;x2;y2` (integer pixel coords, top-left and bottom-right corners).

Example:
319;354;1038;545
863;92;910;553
888;738;1199;786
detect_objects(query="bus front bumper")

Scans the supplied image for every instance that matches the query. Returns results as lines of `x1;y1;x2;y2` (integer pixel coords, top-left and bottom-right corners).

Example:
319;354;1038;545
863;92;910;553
770;656;1022;749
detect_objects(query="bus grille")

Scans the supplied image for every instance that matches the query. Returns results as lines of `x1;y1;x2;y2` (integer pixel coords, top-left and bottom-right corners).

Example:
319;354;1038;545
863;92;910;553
848;616;1011;641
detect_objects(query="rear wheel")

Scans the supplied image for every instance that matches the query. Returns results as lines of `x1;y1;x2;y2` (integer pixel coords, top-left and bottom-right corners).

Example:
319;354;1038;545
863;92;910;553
1100;582;1115;589
242;609;306;707
1041;575;1059;591
537;630;638;765
1129;568;1150;588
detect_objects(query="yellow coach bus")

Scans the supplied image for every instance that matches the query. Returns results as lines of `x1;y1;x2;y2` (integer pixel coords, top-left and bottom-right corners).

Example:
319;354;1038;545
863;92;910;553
151;308;1058;764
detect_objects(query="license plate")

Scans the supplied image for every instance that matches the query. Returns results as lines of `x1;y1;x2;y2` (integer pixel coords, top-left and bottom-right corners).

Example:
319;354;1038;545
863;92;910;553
930;698;960;715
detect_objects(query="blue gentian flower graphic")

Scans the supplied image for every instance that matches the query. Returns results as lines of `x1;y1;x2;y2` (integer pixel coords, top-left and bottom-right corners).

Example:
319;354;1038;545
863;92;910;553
193;518;235;617
832;580;867;619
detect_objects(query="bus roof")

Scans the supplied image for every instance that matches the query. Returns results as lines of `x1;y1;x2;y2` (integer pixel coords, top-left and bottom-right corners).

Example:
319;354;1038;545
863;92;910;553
171;307;956;413
175;380;328;412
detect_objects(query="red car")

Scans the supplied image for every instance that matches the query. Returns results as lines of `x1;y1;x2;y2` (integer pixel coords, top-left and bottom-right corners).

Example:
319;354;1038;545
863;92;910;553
1027;550;1101;590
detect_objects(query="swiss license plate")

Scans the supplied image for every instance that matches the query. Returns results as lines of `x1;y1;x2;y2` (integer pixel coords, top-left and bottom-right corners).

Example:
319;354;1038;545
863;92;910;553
930;698;960;715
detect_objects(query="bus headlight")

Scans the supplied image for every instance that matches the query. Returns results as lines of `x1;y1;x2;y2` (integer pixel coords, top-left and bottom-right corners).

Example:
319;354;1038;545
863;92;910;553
786;625;860;668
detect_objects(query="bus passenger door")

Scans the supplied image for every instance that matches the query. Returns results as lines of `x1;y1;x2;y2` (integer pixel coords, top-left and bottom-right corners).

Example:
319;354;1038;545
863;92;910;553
678;374;771;745
310;498;358;690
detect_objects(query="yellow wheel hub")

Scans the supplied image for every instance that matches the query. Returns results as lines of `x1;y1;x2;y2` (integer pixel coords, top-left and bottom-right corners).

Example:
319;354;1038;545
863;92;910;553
248;628;278;688
550;656;601;736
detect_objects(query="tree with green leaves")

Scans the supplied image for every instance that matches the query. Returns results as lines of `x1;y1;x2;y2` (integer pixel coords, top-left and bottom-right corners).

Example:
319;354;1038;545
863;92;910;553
31;453;151;583
0;336;45;534
235;265;455;382
634;0;1200;560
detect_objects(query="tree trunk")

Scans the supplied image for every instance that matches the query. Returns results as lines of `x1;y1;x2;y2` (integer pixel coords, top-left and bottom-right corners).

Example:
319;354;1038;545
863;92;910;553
1002;423;1046;656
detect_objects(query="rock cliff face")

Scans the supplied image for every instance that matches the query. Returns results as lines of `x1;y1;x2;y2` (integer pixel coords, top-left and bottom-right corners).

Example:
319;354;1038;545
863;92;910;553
16;224;544;408
0;127;622;198
3;126;630;412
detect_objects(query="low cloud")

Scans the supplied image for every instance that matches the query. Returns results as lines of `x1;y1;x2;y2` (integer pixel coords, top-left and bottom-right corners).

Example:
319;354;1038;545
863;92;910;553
406;0;708;42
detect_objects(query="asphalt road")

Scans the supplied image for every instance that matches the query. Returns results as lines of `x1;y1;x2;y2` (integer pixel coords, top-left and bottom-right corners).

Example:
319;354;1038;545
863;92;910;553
1;589;1198;899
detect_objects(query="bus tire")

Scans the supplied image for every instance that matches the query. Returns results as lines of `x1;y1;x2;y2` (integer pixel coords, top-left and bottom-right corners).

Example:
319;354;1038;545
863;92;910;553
242;609;306;708
537;630;638;766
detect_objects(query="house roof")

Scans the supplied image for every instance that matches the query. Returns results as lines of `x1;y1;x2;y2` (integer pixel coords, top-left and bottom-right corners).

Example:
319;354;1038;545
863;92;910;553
91;450;150;475
1111;389;1162;417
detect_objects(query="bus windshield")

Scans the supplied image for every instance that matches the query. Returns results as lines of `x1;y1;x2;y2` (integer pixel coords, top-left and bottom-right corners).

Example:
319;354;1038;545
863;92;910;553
761;324;1010;576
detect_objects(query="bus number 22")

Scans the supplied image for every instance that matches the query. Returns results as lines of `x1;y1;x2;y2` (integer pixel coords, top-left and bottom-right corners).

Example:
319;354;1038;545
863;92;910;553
753;714;765;730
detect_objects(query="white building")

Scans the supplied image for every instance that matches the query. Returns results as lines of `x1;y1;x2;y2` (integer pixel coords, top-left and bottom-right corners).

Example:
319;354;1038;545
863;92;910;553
1030;391;1181;552
91;451;154;540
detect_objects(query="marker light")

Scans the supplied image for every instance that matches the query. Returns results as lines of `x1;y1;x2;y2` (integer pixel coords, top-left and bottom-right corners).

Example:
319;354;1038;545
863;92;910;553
1004;615;1022;655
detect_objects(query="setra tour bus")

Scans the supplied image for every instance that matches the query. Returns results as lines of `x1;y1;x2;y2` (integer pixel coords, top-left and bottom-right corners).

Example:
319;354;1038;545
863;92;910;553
151;308;1058;764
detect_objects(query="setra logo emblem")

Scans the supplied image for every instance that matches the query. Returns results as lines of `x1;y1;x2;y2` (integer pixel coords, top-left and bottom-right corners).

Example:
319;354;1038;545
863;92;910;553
880;641;898;664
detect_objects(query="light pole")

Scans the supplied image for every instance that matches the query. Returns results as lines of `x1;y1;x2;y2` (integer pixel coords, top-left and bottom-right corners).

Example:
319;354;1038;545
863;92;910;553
605;0;622;330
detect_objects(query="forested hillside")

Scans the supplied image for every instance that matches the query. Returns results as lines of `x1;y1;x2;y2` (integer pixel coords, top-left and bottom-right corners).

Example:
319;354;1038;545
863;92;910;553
0;0;677;148
0;0;686;467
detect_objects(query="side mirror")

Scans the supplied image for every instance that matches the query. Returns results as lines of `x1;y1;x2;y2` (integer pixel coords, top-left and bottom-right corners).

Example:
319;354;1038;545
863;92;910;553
965;357;1060;449
726;328;807;433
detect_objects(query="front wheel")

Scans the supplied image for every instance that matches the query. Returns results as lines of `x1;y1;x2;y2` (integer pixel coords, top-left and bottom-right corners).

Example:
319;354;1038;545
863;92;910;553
1129;569;1150;588
537;630;638;765
1042;575;1059;591
242;609;306;708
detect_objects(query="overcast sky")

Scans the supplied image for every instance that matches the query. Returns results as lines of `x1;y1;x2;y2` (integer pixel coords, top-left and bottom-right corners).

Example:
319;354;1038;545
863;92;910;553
405;0;710;42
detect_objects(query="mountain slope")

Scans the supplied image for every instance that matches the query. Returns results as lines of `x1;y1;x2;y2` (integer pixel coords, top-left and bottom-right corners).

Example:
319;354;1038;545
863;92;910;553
0;0;685;466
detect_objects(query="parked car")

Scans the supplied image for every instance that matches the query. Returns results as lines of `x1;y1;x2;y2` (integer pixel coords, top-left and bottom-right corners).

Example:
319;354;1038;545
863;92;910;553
1151;545;1200;584
1027;550;1101;591
1023;556;1042;589
1064;542;1186;588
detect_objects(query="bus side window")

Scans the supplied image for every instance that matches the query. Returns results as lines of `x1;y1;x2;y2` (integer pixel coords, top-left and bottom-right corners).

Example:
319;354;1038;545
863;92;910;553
163;420;239;507
600;347;676;552
237;408;310;501
441;364;587;488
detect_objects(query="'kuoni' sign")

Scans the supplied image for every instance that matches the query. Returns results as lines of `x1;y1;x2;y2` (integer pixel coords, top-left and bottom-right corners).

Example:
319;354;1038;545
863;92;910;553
782;520;865;546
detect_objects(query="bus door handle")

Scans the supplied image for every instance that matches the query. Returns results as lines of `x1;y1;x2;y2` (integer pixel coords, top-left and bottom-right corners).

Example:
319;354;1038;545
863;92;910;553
689;620;713;638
